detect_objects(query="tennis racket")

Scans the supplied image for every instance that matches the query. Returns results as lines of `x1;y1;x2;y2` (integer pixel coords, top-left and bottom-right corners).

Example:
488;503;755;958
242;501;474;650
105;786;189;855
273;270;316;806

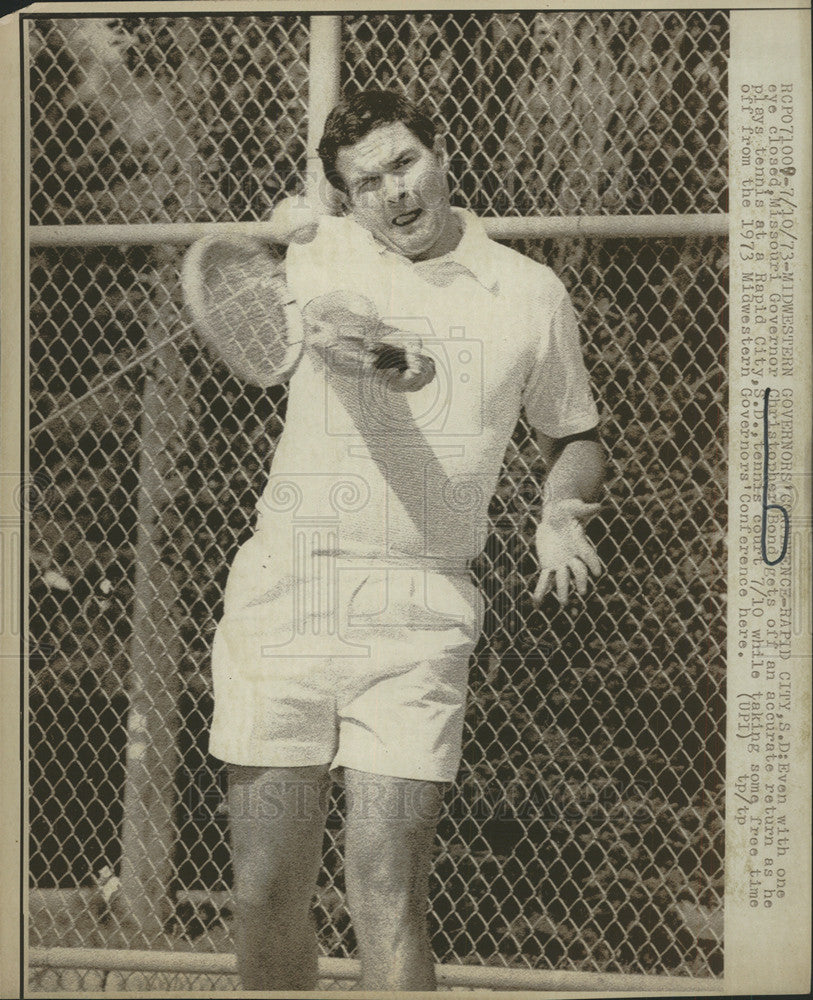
182;233;304;388
183;230;436;392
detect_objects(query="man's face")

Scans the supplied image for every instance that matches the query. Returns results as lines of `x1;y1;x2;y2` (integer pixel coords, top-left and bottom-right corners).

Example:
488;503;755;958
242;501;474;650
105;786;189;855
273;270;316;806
335;121;457;261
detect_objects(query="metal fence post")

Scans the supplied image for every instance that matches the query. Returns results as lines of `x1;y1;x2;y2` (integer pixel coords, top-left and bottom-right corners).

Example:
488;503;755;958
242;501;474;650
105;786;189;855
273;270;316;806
118;264;187;945
306;15;342;206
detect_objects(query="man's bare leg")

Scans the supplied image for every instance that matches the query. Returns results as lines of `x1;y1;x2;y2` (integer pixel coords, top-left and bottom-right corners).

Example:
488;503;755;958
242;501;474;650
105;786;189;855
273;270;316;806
228;763;331;990
343;768;443;990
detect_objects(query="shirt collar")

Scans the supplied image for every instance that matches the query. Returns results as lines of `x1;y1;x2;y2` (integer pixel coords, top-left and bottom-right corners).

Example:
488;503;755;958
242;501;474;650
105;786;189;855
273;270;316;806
442;208;501;295
357;207;500;296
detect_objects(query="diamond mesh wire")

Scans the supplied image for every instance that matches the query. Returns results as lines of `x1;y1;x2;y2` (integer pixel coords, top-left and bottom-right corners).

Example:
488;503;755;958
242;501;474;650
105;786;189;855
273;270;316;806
28;970;241;993
29;16;309;224
28;10;727;984
342;12;728;217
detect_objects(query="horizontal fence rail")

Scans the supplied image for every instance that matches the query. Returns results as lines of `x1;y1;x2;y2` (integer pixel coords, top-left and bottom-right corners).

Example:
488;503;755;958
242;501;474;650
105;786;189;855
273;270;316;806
29;214;730;247
29;947;724;993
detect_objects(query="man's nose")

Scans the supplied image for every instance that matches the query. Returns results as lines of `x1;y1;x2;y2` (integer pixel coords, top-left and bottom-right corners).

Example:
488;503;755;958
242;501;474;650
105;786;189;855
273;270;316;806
383;172;407;203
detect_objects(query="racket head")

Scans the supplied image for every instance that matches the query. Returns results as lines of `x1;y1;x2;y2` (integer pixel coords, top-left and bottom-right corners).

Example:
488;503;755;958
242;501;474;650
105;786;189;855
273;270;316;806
182;233;303;387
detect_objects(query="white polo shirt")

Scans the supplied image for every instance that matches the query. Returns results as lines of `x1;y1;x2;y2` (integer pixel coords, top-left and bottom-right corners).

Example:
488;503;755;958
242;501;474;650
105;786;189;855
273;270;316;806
255;209;598;567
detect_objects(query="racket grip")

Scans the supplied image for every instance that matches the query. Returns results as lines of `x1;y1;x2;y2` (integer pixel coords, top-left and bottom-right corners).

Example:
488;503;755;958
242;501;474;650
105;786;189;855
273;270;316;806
386;352;436;392
373;331;435;391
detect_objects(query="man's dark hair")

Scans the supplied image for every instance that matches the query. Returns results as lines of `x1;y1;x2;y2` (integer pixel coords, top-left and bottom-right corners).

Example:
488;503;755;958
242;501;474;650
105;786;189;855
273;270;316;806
317;90;439;194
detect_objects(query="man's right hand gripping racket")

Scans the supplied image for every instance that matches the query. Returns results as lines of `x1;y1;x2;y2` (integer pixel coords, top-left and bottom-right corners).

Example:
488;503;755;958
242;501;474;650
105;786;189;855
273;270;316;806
182;230;436;393
302;291;436;393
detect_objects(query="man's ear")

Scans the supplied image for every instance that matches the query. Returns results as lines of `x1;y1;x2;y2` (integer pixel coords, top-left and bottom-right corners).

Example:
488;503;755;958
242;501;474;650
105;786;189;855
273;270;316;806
335;188;351;216
432;134;449;170
318;168;350;215
323;181;350;216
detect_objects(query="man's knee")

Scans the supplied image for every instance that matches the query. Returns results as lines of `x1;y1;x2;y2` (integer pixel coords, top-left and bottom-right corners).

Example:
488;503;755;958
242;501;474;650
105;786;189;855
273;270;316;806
232;858;314;911
344;771;443;900
228;763;331;908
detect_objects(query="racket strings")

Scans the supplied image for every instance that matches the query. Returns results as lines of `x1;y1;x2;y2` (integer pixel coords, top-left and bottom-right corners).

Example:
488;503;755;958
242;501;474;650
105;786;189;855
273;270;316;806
201;247;295;375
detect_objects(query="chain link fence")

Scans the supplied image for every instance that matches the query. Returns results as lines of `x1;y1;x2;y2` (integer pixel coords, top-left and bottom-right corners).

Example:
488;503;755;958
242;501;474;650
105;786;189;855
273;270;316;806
28;11;727;989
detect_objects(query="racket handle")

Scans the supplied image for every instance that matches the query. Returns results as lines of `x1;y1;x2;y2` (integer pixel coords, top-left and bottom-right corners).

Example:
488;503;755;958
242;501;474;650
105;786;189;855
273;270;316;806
373;330;436;391
383;348;435;392
397;353;436;391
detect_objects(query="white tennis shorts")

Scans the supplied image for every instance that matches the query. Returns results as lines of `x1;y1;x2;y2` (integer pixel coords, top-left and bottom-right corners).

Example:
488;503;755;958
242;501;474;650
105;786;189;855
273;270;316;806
208;532;483;782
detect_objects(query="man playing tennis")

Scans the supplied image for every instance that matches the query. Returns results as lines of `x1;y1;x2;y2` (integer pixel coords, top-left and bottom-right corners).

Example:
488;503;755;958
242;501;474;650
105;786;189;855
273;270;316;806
208;90;605;990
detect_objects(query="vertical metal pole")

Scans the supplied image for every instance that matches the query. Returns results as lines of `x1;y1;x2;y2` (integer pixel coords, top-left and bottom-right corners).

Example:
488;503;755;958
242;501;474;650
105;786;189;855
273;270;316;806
119;263;186;946
306;15;342;208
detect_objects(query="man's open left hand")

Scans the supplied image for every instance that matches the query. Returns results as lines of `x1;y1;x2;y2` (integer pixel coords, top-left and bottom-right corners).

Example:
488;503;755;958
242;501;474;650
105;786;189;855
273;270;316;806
532;498;602;604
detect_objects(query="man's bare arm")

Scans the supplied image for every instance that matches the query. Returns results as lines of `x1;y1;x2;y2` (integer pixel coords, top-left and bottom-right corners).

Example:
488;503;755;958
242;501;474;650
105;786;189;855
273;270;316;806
536;427;605;505
532;427;606;603
267;192;341;245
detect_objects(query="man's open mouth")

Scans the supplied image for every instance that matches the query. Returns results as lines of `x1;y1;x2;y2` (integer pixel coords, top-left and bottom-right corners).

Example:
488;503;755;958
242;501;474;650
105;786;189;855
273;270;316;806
392;208;422;227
